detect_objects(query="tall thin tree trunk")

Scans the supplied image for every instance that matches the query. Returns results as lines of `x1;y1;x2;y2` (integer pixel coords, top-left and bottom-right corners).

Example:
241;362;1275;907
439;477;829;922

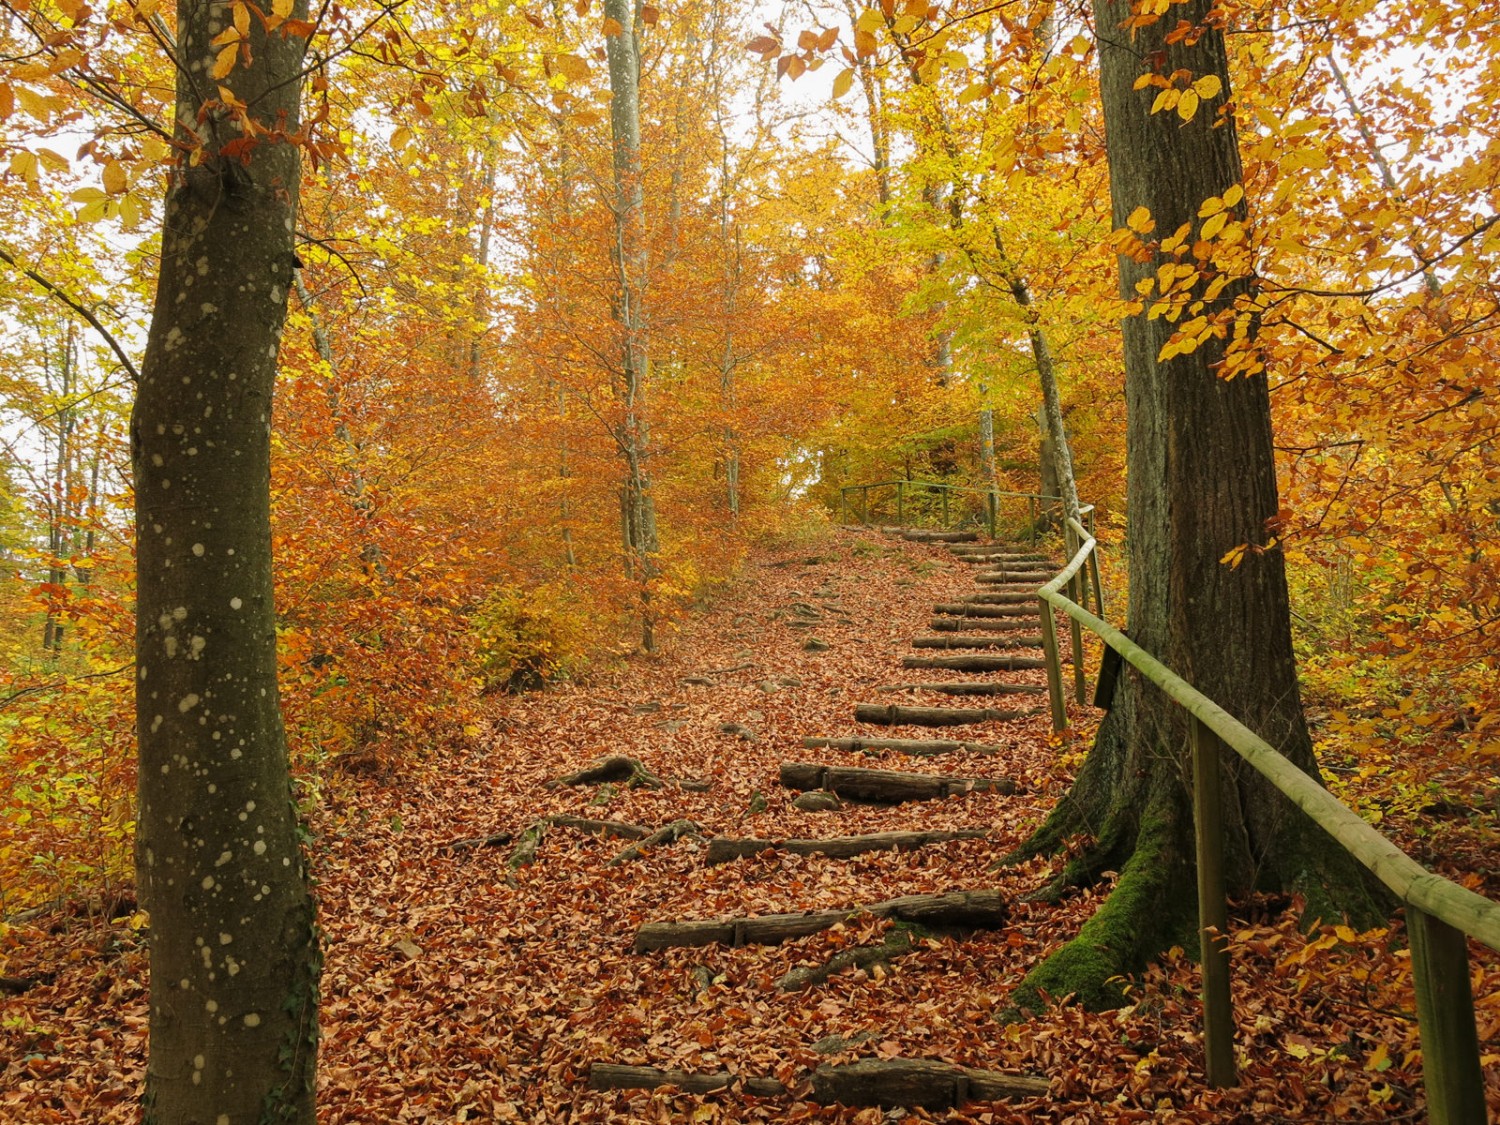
605;0;659;650
132;1;319;1119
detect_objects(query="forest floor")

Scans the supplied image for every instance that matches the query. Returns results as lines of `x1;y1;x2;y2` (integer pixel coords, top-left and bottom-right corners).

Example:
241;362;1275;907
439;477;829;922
3;527;1499;1123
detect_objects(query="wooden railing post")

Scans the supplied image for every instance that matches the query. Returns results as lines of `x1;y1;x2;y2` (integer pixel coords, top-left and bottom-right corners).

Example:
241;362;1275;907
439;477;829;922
896;480;906;527
1189;716;1237;1087
941;487;949;529
839;489;848;527
1408;906;1486;1125
1039;595;1066;732
987;490;998;539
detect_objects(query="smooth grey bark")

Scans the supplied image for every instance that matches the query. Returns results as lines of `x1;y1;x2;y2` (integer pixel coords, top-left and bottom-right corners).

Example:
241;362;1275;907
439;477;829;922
604;0;660;650
1010;0;1379;1010
132;2;318;1120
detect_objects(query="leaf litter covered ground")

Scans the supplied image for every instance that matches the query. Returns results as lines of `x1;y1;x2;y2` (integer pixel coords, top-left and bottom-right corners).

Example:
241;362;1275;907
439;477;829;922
3;528;1499;1122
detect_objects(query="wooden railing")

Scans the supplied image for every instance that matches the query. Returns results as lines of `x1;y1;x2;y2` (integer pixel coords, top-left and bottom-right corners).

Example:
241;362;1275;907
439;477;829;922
1038;516;1497;1123
838;480;1071;542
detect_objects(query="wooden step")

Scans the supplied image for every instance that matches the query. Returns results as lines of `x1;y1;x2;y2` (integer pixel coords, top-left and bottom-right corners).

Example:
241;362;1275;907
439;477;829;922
780;762;1017;802
632;889;1009;952
704;828;988;865
933;603;1038;617
928;617;1035;632
853;702;1036;727
875;681;1047;697
802;735;1008;755
959;591;1036;605
902;654;1049;671
910;634;1044;649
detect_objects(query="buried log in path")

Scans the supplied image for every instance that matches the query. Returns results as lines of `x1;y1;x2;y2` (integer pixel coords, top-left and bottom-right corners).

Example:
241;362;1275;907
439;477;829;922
802;735;1008;756
932;603;1038;617
874;682;1046;697
631;889;1008;952
704;828;988;865
588;1059;1049;1107
927;617;1037;633
902;653;1049;671
607;819;701;866
779;762;1017;801
852;702;1035;727
909;634;1044;650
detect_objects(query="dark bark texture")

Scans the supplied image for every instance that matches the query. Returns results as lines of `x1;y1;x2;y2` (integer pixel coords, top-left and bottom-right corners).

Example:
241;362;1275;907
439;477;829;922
133;3;317;1122
1010;0;1381;1011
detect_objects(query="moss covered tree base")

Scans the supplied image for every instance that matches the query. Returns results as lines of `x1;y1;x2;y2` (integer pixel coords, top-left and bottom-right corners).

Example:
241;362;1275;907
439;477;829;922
1004;703;1386;1016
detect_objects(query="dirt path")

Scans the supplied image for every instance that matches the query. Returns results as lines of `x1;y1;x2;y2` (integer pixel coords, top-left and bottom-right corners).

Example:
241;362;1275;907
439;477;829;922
4;528;1482;1123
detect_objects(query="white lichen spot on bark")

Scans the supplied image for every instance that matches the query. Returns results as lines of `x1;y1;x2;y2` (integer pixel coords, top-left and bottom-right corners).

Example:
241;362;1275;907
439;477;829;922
243;1012;260;1028
230;597;242;609
179;693;201;713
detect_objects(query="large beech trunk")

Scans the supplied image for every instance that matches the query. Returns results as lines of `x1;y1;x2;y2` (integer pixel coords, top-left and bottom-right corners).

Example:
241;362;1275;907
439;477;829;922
1009;0;1381;1011
132;4;317;1121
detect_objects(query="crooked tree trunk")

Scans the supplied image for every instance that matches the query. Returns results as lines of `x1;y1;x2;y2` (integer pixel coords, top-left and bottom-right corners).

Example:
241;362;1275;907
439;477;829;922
604;0;659;649
132;3;318;1121
1008;0;1382;1012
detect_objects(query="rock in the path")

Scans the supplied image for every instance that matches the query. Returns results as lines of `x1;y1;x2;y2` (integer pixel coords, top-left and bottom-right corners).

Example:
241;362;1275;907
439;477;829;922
792;789;842;811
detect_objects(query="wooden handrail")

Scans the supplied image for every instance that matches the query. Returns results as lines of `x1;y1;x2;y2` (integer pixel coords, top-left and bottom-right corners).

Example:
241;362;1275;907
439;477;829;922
1037;518;1495;1121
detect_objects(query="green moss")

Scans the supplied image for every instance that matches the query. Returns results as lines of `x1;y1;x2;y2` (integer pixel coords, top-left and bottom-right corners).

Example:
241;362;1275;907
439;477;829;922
1008;795;1195;1016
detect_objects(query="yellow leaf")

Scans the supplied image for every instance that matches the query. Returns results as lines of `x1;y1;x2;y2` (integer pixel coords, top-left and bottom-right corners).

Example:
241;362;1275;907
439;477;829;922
1126;205;1154;233
233;0;250;35
1150;88;1177;115
957;80;989;104
70;186;107;202
602;16;623;35
37;147;68;172
15;86;53;121
390;125;413;151
9;150;38;184
273;0;294;18
1177;88;1200;121
119;192;142;227
1192;74;1222;99
832;68;854;99
555;53;590;80
1200;211;1227;239
102;158;127;194
77;196;110;223
212;41;239;79
1222;184;1244;207
0;85;11;120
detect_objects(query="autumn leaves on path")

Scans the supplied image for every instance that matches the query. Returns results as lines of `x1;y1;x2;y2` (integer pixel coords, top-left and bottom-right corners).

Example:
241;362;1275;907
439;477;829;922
302;527;1100;1122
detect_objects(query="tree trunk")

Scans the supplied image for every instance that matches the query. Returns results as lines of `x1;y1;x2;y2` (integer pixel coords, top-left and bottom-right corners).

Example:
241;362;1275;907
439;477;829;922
132;4;318;1121
605;0;659;649
1008;0;1382;1012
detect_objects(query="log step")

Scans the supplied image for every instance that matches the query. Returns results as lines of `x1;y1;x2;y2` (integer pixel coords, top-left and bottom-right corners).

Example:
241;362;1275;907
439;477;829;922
705;828;987;865
910;634;1044;649
953;554;1055;565
975;571;1053;584
959;592;1036;605
780;762;1016;802
902;654;1049;671
802;736;1008;755
632;889;1008;952
928;617;1036;632
588;1059;1048;1107
900;528;979;543
875;682;1047;697
853;702;1037;726
933;603;1038;617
